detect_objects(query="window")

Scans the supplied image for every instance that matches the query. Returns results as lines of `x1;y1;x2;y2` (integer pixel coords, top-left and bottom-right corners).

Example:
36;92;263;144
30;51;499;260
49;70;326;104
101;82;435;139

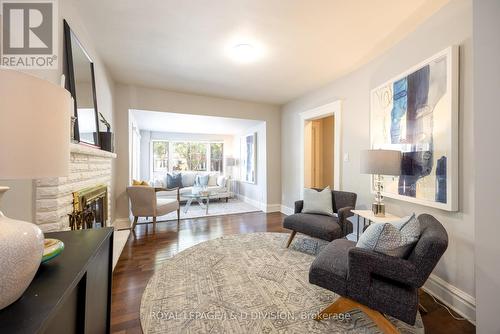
152;141;169;172
152;140;223;173
210;143;224;172
172;142;208;171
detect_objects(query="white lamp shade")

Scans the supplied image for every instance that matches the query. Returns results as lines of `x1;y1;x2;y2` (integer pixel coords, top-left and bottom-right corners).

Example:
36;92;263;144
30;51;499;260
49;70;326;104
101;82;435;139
360;149;401;175
0;69;72;179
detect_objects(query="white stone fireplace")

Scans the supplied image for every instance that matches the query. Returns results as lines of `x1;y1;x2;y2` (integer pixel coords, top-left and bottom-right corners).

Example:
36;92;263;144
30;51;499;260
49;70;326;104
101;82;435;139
35;143;116;232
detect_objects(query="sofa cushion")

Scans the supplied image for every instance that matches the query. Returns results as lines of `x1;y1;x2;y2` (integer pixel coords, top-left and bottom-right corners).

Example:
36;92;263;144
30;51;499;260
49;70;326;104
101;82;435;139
217;175;227;187
208;174;218;186
283;213;342;241
166;173;182;188
181;172;196;187
309;239;356;295
196;174;209;186
302;187;334;216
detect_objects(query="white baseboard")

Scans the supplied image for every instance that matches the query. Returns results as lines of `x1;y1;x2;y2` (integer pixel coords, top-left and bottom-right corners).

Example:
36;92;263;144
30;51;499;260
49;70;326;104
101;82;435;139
265;204;282;213
280;205;294;215
423;274;476;324
235;194;281;213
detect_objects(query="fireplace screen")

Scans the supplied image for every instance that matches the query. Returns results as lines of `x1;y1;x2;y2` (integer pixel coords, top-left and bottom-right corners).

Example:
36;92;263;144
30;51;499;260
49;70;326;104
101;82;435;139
70;184;108;230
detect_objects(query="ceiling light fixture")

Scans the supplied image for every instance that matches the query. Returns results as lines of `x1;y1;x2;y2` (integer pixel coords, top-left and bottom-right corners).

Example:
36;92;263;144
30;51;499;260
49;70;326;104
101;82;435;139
230;43;259;63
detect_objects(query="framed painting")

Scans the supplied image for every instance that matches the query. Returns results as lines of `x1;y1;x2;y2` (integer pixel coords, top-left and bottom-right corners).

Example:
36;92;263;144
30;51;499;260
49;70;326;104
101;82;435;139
370;46;459;211
241;133;257;184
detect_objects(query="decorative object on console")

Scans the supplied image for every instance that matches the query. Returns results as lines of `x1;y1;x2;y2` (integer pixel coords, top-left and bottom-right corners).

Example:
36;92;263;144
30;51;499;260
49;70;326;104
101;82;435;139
370;46;459;211
0;68;71;310
360;149;401;217
98;112;114;152
41;239;65;263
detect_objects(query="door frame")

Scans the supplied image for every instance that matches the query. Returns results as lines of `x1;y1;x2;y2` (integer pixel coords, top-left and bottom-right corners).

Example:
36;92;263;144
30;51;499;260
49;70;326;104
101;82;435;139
299;100;342;198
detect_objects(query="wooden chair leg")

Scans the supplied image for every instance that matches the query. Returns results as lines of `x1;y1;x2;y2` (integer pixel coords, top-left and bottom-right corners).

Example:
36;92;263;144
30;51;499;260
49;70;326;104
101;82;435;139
315;297;400;334
286;231;297;248
153;216;157;230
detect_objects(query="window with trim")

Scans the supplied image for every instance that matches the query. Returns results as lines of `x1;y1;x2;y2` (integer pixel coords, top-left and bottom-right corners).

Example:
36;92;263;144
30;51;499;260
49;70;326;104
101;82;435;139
152;141;169;172
152;140;223;173
172;142;207;171
210;143;223;172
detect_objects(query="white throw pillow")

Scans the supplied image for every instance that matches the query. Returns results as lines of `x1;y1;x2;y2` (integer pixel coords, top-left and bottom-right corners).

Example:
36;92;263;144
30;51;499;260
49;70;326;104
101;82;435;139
217;176;227;187
208;174;218;186
356;214;421;258
302;187;334;216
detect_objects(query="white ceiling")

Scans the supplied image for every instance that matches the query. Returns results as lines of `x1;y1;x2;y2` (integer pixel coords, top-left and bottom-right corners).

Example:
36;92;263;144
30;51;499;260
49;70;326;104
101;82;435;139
75;0;449;104
132;110;262;135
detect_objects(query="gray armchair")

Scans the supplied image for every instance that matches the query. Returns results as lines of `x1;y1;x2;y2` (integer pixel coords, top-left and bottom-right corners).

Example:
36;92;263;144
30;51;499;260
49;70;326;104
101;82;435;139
283;189;357;247
310;214;448;332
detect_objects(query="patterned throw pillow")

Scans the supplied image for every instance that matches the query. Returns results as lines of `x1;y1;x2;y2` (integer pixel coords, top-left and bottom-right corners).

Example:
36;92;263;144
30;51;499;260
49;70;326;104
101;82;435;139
166;173;183;188
302;187;334;216
356;214;421;258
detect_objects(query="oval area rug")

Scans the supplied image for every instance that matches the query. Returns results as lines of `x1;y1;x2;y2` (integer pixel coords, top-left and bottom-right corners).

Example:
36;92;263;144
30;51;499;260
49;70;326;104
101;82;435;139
140;232;424;333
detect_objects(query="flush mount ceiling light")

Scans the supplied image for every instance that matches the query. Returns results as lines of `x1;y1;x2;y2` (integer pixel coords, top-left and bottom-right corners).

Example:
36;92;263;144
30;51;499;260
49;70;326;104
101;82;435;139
230;43;260;63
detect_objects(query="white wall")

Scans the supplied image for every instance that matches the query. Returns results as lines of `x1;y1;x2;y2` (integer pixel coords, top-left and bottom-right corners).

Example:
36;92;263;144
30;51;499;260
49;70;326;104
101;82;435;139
114;84;281;220
0;0;116;222
281;0;475;320
473;0;500;332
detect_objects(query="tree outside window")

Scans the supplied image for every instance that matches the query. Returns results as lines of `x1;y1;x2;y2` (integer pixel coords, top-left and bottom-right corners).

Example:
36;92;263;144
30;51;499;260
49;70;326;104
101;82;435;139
210;143;223;172
172;142;207;171
152;141;169;172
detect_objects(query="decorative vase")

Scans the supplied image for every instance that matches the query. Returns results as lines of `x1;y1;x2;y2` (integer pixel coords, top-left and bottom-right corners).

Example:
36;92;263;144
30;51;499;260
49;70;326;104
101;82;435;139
0;187;45;310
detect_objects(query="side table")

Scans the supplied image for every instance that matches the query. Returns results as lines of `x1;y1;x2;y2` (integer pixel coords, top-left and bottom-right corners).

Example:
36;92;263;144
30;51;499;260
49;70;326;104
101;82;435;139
351;209;401;241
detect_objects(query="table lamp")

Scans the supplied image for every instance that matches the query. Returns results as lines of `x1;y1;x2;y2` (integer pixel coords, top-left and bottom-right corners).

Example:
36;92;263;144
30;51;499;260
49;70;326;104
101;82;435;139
0;68;71;310
360;149;401;217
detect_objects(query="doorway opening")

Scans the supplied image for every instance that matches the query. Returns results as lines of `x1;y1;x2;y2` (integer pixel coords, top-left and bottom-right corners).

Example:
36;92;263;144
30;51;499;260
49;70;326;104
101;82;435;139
299;100;342;196
304;115;335;189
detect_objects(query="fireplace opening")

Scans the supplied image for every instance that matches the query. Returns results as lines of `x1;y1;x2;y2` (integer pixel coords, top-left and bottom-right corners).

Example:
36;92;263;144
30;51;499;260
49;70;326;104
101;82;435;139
70;184;108;230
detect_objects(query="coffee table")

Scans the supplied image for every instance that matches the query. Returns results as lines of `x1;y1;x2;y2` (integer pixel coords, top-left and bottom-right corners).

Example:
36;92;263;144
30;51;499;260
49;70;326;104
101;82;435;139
183;192;217;214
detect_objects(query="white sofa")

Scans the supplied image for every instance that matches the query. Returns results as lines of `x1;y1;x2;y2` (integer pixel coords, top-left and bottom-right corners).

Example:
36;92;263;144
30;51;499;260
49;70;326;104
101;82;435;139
154;171;231;201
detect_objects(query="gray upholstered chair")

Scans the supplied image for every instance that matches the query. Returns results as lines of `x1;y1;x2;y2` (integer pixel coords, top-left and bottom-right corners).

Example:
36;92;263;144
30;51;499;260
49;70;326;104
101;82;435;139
127;186;180;230
283;189;357;247
310;214;448;333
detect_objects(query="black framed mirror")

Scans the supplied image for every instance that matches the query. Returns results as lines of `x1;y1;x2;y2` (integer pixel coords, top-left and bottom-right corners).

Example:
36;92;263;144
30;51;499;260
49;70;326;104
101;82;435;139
63;19;100;147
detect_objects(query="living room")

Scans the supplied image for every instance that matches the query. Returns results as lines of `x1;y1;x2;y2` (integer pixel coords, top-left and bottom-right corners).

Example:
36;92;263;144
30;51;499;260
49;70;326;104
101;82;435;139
0;0;498;333
125;109;268;225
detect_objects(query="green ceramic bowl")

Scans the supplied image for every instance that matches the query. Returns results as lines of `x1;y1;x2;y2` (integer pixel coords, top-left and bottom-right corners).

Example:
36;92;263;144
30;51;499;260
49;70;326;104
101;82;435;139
42;239;64;263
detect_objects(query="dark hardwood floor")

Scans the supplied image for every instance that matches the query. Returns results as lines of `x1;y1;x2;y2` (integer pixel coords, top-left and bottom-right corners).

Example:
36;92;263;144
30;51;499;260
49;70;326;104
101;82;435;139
111;212;475;334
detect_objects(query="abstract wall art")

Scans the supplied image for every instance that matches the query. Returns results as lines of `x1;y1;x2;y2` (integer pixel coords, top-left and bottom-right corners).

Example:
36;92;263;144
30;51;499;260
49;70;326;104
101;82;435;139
241;132;257;184
370;46;459;211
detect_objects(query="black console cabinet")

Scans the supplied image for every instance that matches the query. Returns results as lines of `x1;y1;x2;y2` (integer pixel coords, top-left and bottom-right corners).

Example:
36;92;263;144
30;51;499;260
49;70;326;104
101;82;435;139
0;228;114;333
